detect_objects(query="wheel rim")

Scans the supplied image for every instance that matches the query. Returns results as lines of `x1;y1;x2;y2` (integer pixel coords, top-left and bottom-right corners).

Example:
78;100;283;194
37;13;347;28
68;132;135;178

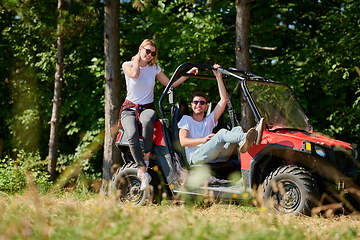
121;176;144;204
272;180;301;213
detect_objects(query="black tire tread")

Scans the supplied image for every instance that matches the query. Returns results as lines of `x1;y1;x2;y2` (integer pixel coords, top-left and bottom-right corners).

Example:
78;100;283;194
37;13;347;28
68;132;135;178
263;165;319;215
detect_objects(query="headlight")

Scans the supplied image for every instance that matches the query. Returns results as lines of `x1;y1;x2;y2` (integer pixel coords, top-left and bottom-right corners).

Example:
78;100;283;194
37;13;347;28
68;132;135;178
315;146;326;157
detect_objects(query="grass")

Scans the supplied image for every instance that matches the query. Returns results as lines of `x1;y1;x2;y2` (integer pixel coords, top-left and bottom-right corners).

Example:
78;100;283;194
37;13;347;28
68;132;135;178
0;178;360;240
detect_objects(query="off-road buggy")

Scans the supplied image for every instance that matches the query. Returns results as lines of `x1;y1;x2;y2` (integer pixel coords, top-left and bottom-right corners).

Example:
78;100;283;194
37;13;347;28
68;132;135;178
112;63;360;215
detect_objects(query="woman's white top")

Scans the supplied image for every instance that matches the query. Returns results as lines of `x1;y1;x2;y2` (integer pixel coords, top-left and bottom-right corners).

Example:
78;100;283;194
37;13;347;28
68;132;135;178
123;61;162;105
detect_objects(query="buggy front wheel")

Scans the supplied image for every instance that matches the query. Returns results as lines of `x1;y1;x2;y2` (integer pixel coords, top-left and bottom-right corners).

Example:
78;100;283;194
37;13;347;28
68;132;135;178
263;165;319;216
111;167;151;205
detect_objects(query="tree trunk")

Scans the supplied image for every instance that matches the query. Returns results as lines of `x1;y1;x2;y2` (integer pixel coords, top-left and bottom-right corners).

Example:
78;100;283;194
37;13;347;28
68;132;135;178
48;0;65;181
235;0;254;130
102;0;121;192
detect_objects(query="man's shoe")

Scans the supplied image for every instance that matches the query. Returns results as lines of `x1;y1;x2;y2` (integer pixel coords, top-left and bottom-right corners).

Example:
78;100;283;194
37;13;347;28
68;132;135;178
255;117;265;145
207;175;231;185
138;172;152;191
239;128;257;153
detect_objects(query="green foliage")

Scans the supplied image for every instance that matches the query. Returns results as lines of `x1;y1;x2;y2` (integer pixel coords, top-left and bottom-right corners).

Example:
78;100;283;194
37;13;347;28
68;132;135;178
0;157;26;193
57;127;104;178
0;150;52;194
0;0;105;166
250;0;360;143
7;66;43;152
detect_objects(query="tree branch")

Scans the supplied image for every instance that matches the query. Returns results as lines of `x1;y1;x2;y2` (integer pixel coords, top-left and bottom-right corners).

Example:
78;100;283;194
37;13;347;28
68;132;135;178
250;45;277;50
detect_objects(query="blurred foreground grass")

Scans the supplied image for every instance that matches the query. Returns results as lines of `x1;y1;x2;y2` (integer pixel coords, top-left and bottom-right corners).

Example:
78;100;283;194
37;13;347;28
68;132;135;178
1;186;360;240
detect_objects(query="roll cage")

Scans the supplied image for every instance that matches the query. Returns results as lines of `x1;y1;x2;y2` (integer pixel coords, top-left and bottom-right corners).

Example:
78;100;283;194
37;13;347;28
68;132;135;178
158;62;267;123
159;62;312;131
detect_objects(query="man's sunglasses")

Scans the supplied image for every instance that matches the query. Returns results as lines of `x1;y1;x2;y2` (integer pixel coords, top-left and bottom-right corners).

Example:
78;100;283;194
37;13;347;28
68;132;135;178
142;47;157;56
192;101;207;105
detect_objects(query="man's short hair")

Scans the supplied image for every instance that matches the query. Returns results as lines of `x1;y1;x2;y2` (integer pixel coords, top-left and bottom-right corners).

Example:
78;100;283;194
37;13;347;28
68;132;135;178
191;91;209;103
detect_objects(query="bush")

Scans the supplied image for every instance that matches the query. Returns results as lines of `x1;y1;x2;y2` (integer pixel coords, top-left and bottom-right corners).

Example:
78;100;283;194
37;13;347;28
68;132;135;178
0;150;52;194
0;157;27;193
0;128;104;195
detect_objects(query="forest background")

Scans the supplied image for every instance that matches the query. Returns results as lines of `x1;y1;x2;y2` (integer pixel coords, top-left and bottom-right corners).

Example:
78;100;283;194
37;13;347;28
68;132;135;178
0;0;359;192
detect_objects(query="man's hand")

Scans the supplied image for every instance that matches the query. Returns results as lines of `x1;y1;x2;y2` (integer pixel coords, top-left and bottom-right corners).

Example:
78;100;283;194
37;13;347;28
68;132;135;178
187;67;198;75
212;64;222;77
202;133;215;143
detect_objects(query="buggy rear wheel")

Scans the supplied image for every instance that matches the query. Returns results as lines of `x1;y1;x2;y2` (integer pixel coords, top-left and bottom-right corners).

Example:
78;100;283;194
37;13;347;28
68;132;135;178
112;167;151;205
263;165;319;215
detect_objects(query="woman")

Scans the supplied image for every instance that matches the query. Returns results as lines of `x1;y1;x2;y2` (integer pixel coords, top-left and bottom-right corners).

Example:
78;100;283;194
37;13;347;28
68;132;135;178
120;39;198;191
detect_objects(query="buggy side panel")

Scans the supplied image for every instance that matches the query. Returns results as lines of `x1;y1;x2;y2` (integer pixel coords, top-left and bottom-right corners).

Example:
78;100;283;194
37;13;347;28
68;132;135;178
153;120;166;146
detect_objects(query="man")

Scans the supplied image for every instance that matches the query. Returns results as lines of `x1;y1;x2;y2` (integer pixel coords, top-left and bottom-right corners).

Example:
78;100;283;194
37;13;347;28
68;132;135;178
178;64;264;165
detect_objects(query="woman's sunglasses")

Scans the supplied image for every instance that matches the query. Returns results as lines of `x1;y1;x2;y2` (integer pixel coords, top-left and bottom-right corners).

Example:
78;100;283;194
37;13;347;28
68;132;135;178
192;101;207;105
142;47;157;56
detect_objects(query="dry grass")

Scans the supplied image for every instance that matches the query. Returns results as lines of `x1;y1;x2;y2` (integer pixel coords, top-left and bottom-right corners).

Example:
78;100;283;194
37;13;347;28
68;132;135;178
1;186;360;240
